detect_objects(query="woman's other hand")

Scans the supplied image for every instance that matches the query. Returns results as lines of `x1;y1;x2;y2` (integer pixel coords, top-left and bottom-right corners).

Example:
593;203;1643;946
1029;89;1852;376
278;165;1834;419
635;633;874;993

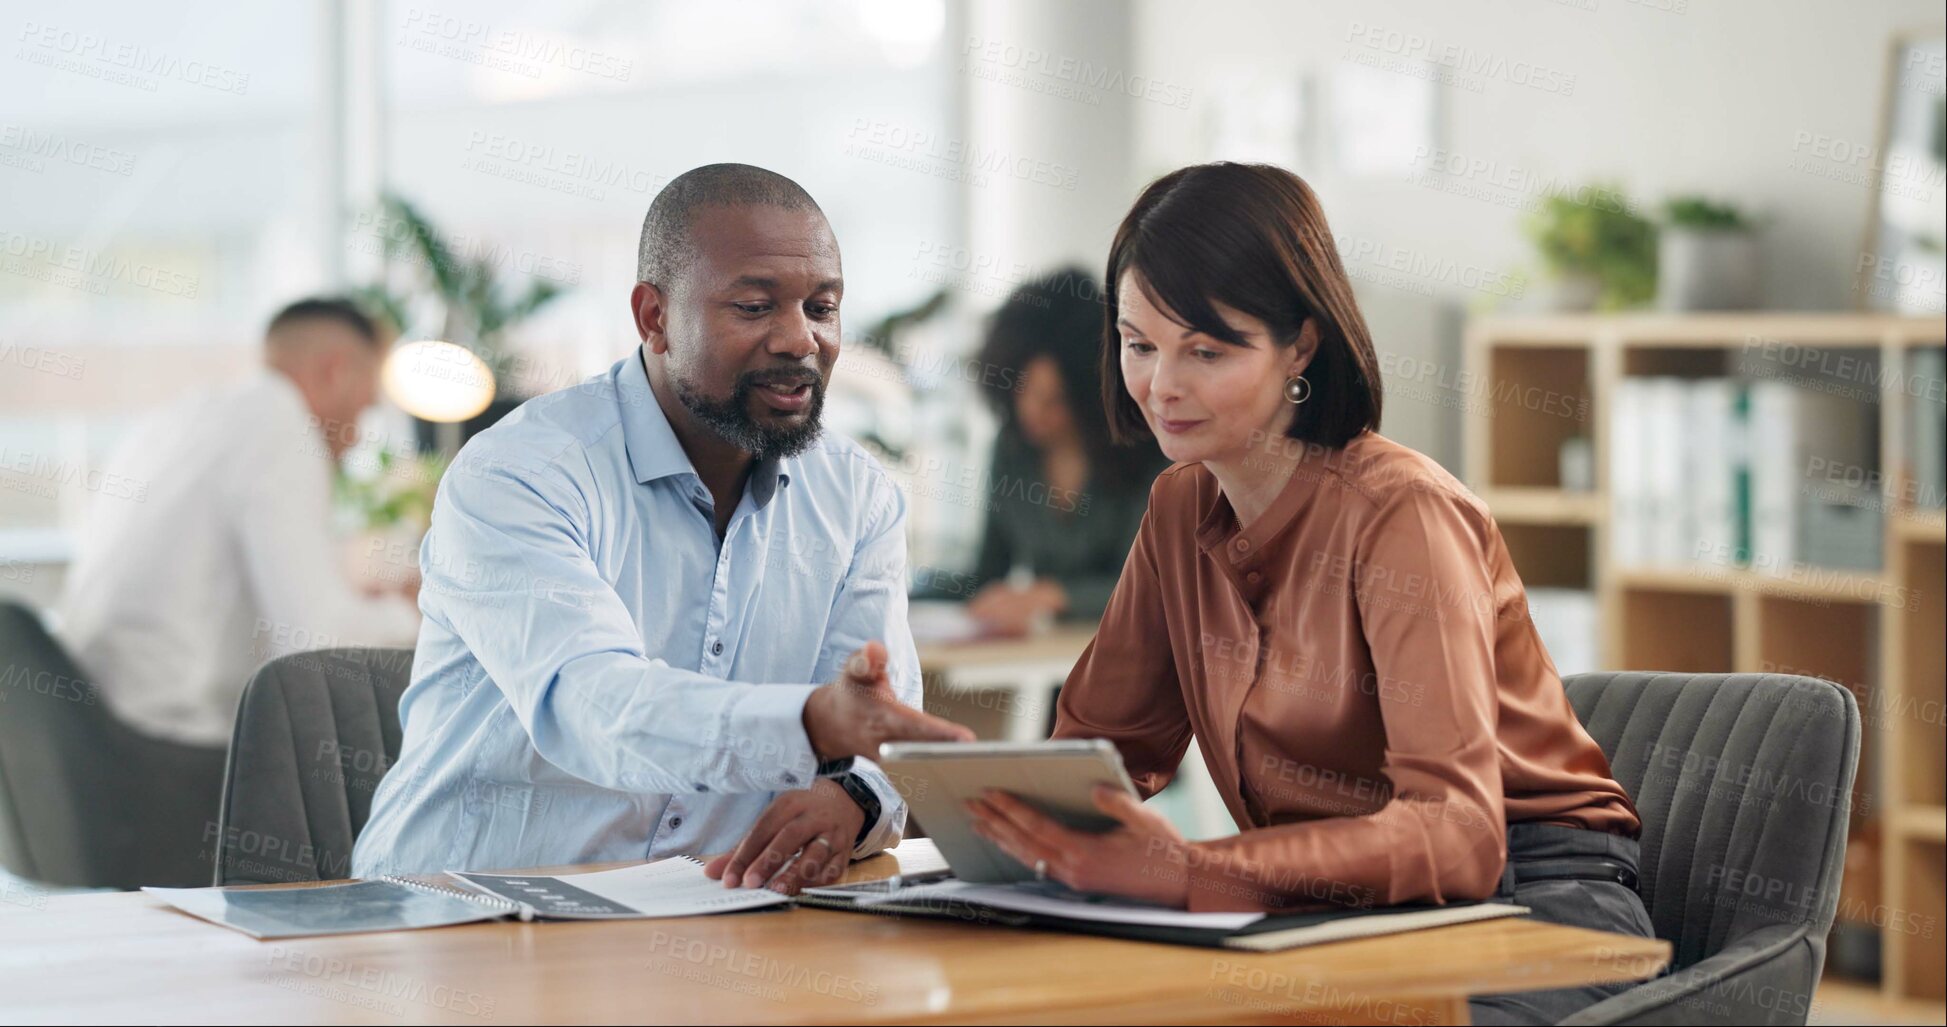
966;785;1194;907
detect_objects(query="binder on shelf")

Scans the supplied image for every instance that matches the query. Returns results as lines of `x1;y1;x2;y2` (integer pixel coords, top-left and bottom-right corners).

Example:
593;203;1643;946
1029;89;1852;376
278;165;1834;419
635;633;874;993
1527;588;1599;677
1732;384;1753;565
1683;380;1739;568
1613;376;1744;570
1748;379;1879;576
1646;378;1690;566
1609;379;1650;567
1910;349;1946;510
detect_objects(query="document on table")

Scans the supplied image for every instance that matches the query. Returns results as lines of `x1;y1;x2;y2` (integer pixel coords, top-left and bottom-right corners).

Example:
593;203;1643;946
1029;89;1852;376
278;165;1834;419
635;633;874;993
853;879;1264;930
147;857;791;939
144;880;508;940
885;837;949;878
448;857;791;919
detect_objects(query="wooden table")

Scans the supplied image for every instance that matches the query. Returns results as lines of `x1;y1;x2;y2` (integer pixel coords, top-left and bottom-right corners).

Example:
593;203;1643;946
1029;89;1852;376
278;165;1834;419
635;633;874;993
0;842;1669;1024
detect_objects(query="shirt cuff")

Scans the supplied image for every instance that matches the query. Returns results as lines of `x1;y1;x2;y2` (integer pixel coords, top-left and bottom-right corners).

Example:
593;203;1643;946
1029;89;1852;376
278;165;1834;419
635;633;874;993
717;683;822;792
845;758;905;859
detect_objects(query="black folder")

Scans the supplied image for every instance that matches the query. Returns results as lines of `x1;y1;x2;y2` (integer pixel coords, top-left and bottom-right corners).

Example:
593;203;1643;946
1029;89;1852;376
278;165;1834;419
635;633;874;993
796;878;1528;952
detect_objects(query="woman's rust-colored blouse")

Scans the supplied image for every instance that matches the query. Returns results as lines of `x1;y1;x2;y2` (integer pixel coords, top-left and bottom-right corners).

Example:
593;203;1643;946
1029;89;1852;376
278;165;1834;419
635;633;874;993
1051;431;1640;913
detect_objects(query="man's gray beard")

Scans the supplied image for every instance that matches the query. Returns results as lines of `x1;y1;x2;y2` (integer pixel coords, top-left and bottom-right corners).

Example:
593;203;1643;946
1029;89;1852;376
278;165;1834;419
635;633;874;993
672;368;825;461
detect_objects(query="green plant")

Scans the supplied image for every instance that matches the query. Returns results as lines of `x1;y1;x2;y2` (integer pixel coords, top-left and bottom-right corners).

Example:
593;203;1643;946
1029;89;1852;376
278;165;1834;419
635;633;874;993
352;193;568;392
860;288;949;359
1661;196;1752;231
1524;183;1657;309
336;449;448;532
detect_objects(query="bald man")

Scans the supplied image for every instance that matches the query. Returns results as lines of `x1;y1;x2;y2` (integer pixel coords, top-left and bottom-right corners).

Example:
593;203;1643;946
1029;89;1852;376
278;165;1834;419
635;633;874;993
57;298;420;746
353;164;971;888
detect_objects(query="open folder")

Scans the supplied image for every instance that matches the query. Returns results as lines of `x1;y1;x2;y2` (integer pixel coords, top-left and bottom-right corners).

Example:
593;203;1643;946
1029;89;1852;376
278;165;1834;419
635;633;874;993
797;878;1528;952
144;856;790;940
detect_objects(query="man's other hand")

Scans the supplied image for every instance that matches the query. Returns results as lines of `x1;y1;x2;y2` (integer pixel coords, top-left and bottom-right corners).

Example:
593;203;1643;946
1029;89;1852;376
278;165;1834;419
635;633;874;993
703;779;864;895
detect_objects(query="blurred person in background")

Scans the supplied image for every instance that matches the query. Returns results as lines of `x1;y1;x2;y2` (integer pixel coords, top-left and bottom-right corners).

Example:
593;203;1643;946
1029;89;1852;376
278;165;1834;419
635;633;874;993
55;297;421;746
933;268;1167;634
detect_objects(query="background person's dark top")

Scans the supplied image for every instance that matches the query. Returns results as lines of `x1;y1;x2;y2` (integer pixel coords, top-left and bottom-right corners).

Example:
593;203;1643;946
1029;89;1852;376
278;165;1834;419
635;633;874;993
915;433;1165;621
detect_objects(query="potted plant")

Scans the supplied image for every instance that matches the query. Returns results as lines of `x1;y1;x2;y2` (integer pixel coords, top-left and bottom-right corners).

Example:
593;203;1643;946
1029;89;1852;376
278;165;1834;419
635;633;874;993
1524;184;1657;311
334;448;448;595
351;193;569;450
1656;196;1761;311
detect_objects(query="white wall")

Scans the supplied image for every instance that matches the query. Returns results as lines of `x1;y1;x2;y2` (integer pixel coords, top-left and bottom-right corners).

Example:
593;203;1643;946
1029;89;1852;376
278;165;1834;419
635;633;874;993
1029;0;1944;468
1130;0;1940;310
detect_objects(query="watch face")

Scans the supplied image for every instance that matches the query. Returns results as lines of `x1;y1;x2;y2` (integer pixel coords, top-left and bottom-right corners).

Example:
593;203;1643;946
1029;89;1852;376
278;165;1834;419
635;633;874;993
840;774;882;845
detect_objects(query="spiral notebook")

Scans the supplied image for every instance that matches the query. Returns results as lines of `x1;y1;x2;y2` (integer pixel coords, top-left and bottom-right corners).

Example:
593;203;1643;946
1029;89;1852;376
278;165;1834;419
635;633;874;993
143;856;790;940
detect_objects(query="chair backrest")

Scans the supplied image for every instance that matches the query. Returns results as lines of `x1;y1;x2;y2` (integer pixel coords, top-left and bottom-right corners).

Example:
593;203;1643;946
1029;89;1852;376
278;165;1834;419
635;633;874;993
214;646;415;885
0;600;226;889
1562;671;1860;973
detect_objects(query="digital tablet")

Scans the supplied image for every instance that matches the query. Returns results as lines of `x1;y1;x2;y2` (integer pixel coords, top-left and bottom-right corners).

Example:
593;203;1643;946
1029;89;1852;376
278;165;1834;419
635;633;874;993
875;739;1140;884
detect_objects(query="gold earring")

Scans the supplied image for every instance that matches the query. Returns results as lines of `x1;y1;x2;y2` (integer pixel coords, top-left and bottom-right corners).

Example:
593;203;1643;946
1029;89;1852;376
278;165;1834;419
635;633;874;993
1284;373;1311;405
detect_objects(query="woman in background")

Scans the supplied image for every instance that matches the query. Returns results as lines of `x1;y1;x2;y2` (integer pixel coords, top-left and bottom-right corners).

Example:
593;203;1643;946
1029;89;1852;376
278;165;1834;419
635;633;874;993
948;268;1168;634
965;164;1653;1026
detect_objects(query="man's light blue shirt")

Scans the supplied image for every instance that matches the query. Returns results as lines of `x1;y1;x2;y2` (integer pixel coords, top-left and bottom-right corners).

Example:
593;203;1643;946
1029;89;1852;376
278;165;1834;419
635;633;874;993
351;350;918;877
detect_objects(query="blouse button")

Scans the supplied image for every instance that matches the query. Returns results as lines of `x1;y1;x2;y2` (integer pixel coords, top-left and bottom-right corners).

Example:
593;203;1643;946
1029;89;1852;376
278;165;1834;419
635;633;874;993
1247;572;1262;584
1233;539;1251;552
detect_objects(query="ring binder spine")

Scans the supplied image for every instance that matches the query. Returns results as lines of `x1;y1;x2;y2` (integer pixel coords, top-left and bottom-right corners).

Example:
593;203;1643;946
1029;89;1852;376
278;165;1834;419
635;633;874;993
377;874;531;920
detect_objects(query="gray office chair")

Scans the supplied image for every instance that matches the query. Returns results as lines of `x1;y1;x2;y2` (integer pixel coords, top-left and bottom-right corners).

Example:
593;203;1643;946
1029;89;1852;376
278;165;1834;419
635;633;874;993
213;646;415;885
1559;671;1860;1026
0;600;227;889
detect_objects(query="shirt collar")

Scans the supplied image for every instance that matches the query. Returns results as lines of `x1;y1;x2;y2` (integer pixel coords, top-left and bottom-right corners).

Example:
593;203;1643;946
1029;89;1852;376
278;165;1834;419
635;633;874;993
614;347;792;507
1193;440;1339;562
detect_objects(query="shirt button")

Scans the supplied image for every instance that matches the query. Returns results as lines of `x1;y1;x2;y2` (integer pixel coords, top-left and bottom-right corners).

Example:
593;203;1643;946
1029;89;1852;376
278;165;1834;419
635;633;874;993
1247;572;1262;583
695;783;709;793
711;640;724;656
1234;539;1251;552
668;816;683;829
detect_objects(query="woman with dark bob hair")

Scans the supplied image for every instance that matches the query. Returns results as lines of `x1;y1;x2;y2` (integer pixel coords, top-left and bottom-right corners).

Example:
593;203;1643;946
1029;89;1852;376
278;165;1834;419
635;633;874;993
967;163;1653;1025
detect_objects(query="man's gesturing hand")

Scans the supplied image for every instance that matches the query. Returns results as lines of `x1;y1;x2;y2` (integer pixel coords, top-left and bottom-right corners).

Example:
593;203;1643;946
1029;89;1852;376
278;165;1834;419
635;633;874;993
801;641;973;761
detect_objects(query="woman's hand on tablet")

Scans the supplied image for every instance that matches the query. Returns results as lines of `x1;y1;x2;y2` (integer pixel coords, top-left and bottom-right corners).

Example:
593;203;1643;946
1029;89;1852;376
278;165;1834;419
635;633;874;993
966;785;1196;907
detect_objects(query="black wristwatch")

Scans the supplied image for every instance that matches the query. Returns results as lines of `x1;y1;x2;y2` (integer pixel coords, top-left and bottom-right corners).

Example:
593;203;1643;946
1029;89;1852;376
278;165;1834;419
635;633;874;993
834;771;882;848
